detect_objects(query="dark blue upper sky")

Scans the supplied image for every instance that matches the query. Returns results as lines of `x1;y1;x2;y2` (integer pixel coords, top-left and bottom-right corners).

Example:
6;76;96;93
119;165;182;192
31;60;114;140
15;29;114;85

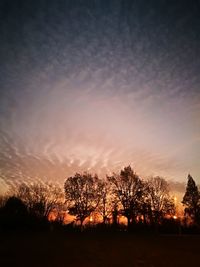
1;0;200;93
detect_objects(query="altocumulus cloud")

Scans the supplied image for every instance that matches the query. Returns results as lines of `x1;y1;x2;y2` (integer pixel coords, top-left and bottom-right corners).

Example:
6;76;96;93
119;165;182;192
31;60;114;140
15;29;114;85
0;0;200;192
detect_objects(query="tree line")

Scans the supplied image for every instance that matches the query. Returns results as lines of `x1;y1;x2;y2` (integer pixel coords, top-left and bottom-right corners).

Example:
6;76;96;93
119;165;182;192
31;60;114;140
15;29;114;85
0;166;200;232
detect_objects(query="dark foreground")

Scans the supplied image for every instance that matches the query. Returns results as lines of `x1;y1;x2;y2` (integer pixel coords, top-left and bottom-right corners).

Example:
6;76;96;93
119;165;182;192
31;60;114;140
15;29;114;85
0;231;199;267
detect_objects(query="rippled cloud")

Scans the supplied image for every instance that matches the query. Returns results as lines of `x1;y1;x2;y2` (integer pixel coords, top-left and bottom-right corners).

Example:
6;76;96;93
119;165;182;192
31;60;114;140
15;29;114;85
0;1;200;193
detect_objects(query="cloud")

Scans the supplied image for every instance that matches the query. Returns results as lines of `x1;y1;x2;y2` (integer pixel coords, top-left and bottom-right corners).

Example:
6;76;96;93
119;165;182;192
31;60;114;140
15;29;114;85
0;0;200;191
168;180;186;194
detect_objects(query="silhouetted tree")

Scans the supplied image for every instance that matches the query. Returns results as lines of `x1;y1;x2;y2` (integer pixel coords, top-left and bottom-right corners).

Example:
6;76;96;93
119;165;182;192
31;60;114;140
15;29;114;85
0;196;29;229
147;176;175;224
136;180;152;225
111;201;119;226
97;180;113;224
15;182;64;220
64;172;102;227
0;196;7;209
107;166;143;228
182;174;200;225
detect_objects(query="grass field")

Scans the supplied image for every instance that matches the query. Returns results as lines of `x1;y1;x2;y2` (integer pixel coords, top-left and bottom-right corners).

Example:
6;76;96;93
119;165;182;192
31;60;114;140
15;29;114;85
0;231;199;267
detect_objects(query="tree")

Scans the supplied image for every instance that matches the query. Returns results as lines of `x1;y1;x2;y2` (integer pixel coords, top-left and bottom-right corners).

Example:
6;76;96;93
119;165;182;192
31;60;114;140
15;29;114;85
15;181;64;220
64;172;102;226
107;166;143;228
182;174;200;225
0;195;7;209
147;176;175;224
0;196;29;229
136;180;152;225
97;180;113;224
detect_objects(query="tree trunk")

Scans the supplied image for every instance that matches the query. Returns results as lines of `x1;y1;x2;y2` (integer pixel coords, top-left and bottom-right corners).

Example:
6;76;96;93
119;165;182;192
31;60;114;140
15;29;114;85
80;218;84;230
127;216;131;229
103;215;107;224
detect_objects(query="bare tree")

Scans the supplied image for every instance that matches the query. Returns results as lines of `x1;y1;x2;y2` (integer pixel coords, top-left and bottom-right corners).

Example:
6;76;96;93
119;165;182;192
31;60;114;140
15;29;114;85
136;180;152;224
15;181;64;220
97;180;114;224
64;172;102;227
0;195;7;209
147;176;175;224
107;166;143;228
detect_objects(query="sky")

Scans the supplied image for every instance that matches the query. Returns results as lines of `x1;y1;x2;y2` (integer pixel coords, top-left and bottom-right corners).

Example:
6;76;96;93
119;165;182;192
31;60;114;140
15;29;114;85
0;0;200;195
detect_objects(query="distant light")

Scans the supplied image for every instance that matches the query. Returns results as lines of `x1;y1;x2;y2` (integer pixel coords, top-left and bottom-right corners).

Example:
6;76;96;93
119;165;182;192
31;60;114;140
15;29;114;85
89;216;93;222
173;215;177;220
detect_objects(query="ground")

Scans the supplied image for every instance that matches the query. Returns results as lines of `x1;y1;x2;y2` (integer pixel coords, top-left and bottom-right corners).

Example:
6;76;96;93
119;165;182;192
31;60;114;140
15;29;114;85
0;231;199;267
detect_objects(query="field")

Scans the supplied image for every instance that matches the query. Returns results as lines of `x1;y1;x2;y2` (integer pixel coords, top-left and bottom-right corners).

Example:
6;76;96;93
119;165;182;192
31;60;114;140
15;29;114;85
0;231;199;267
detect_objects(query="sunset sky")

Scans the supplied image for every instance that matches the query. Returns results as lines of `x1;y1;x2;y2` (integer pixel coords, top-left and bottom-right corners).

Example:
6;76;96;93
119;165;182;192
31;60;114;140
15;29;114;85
0;0;200;195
